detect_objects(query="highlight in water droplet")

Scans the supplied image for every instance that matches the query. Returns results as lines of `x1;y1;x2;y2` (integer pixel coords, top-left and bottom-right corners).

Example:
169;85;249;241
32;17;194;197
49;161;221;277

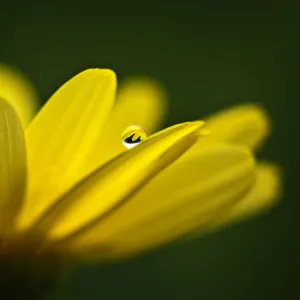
122;125;147;149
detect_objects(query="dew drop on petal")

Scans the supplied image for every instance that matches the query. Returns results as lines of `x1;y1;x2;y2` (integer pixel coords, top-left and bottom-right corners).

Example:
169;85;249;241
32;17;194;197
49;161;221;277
122;125;147;149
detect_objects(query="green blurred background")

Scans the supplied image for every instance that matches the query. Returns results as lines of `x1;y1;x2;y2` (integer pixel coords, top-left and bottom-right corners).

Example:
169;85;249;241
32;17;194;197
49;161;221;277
0;1;298;299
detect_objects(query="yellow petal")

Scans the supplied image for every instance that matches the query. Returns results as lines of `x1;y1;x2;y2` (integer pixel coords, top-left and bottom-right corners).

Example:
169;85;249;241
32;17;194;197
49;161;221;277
0;99;26;229
86;77;167;168
0;64;38;128
205;162;281;230
29;121;203;240
16;69;116;230
60;143;255;260
205;104;270;150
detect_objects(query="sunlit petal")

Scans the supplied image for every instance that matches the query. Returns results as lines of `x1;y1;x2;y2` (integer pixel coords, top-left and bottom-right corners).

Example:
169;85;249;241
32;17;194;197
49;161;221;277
17;69;116;230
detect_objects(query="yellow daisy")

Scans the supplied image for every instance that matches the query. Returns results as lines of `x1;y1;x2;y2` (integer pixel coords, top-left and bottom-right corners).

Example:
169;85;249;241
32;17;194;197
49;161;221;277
0;66;280;295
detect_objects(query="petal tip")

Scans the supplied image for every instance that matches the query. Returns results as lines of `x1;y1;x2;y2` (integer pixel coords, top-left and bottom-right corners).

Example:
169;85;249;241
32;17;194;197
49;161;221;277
259;162;283;202
86;68;116;78
242;103;271;134
76;69;117;86
0;64;38;127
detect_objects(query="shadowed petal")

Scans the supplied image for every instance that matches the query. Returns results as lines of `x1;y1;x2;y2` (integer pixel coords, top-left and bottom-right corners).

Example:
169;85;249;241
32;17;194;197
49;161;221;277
0;99;26;229
0;64;38;127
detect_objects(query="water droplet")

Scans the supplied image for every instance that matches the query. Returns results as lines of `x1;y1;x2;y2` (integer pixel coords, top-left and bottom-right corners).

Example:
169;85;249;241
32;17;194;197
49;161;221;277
122;125;147;149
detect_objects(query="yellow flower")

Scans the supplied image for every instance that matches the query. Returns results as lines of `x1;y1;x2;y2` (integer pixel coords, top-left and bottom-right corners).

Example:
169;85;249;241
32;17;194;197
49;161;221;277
0;66;280;267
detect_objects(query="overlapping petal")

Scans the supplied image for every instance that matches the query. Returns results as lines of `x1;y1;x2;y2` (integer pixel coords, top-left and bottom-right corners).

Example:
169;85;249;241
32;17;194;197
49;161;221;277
57;143;255;260
29;121;203;240
205;162;281;230
86;77;167;167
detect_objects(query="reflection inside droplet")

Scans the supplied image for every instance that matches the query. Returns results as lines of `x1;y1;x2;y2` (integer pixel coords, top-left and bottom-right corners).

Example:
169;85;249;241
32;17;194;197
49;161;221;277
122;125;147;149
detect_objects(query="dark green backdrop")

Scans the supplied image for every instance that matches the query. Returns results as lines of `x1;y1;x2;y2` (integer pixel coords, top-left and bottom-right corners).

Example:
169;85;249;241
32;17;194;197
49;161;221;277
0;1;298;300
